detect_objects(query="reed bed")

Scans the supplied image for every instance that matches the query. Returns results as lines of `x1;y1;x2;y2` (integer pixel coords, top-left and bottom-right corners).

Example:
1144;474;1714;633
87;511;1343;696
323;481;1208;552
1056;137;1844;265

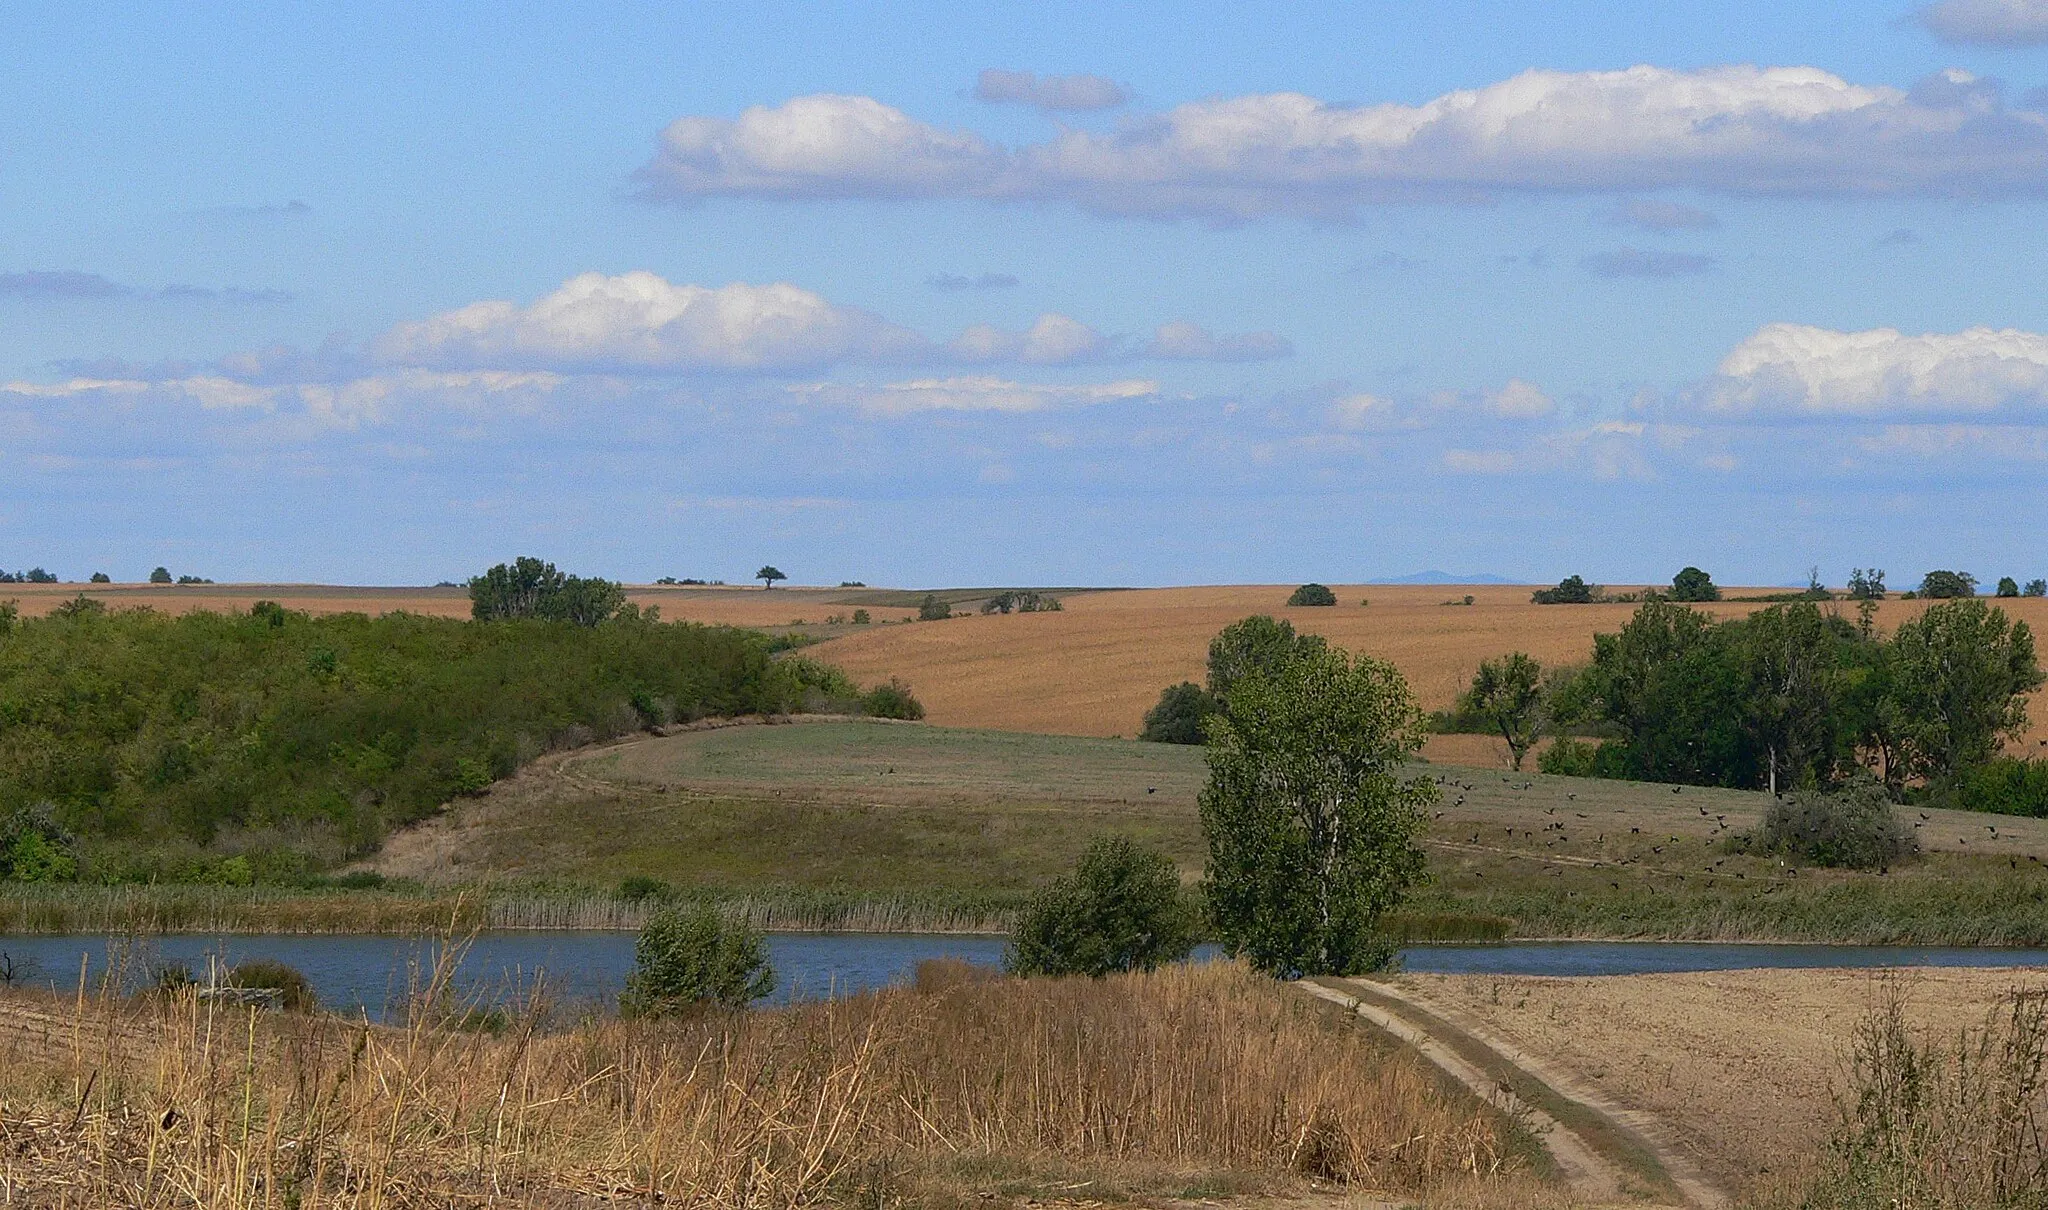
0;959;1528;1208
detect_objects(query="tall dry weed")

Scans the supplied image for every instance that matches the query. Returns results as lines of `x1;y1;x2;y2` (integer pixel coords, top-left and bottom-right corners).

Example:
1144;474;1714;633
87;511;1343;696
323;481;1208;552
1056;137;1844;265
0;960;1516;1207
1794;980;2048;1209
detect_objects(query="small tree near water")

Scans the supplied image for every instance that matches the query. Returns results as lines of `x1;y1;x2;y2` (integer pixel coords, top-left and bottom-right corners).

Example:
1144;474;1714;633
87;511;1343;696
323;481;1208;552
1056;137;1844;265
1006;836;1197;977
1201;643;1435;977
621;904;774;1015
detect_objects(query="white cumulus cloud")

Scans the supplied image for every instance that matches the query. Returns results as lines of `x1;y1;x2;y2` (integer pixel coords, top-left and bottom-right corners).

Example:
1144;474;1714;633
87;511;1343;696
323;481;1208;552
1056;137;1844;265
638;66;2048;219
1917;0;2048;45
377;271;922;373
1711;323;2048;415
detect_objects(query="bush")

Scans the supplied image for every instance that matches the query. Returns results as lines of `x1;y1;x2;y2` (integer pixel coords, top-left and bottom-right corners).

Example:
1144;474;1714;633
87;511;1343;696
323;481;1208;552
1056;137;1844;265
1139;681;1217;744
89;572;110;584
1536;737;1627;778
469;556;625;626
1006;836;1197;977
227;959;319;1012
1999;576;2022;598
1919;570;1977;599
1947;757;2048;817
1670;566;1720;602
860;678;926;720
1531;575;1596;605
0;804;78;883
615;874;674;902
1752;777;1910;869
1286;583;1337;607
917;594;952;621
2028;579;2048;598
851;608;871;624
621;904;774;1015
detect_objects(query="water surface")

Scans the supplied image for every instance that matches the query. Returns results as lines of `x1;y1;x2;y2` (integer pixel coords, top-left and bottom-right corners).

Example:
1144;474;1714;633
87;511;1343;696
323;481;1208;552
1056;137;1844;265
5;933;2046;1019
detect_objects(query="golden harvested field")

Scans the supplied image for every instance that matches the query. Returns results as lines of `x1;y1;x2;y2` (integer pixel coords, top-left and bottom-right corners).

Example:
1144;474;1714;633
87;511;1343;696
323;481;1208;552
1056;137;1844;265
813;584;2048;754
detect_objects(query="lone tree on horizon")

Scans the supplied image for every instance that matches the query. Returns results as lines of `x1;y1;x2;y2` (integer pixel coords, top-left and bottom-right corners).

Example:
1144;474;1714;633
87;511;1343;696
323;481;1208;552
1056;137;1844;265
756;566;786;589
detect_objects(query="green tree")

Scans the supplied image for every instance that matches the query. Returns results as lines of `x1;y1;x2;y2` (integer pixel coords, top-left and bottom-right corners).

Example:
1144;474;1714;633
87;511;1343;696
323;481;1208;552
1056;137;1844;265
2026;580;2048;598
1285;582;1338;606
851;608;871;624
620;904;774;1015
755;566;786;589
917;594;952;621
1736;603;1846;795
1575;599;1755;787
1998;577;2022;598
1006;836;1197;977
149;567;172;584
467;557;624;626
1139;681;1217;744
1200;642;1434;977
1878;600;2043;791
1531;575;1596;605
1847;568;1887;601
89;572;110;584
1205;615;1327;709
1918;570;1977;599
1670;566;1721;602
1457;652;1545;771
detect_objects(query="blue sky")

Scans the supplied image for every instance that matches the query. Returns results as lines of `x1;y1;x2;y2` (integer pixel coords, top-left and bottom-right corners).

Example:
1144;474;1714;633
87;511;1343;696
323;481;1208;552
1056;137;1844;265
5;0;2048;586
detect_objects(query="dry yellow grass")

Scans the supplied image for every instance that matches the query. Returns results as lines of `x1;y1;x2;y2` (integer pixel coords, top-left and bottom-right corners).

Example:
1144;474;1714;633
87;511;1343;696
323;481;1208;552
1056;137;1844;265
0;960;1542;1208
814;585;2048;753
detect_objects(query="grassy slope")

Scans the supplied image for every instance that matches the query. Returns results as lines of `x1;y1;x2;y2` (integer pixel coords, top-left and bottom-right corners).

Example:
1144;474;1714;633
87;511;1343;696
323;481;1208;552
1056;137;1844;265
358;719;2048;944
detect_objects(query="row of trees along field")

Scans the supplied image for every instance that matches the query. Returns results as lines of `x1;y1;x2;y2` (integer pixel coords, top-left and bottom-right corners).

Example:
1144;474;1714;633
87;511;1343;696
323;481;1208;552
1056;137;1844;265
1141;589;2047;813
1476;594;2044;812
0;558;922;886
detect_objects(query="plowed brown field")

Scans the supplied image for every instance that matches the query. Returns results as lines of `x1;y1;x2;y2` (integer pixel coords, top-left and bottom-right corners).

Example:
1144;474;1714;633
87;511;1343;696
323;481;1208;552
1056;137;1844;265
812;584;2048;752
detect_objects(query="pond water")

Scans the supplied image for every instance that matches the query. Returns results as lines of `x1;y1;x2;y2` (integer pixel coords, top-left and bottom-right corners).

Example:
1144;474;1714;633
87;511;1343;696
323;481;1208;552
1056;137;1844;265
4;933;2047;1019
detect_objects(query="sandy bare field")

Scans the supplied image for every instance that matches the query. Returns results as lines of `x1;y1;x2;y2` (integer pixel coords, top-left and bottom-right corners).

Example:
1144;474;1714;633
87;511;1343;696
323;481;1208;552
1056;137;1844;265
1400;965;2048;1197
813;584;2048;749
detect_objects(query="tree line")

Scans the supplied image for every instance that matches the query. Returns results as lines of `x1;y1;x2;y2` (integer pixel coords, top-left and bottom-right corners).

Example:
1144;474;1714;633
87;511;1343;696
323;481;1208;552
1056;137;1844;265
1462;596;2043;809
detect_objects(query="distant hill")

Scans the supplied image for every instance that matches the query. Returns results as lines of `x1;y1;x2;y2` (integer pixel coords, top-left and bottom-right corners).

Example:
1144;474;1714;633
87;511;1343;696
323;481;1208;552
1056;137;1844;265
1369;570;1519;585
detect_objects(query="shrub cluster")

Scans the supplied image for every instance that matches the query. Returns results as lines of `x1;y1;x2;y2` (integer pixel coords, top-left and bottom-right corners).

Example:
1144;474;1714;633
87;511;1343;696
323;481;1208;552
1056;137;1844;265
1750;777;1911;869
980;590;1063;614
0;600;903;876
622;904;774;1014
1006;836;1197;977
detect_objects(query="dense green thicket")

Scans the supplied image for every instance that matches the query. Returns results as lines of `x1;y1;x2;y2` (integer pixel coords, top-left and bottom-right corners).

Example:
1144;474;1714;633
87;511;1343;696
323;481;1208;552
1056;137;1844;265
1540;597;2042;805
0;603;880;879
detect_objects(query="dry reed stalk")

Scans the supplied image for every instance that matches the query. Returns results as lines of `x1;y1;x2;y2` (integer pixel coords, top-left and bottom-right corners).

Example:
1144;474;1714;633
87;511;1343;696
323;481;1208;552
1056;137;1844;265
0;961;1521;1208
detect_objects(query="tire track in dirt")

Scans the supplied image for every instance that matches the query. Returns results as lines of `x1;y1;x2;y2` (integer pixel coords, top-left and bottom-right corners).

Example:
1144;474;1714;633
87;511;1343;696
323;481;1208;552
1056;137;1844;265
1299;977;1728;1209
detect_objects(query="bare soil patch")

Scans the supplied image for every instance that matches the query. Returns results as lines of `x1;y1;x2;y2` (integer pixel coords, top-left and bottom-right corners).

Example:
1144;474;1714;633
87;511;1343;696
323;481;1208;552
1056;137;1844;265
1398;966;2048;1200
